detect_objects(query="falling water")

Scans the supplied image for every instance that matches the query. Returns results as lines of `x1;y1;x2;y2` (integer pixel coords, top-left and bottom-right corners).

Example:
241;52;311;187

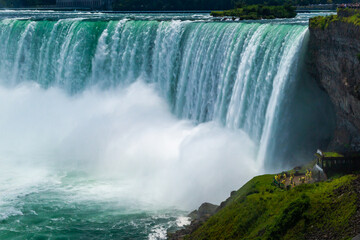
0;11;335;239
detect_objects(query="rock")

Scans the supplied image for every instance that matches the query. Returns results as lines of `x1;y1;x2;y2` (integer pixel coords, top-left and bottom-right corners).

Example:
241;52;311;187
187;202;219;221
197;202;219;219
187;210;198;220
230;190;237;197
308;20;360;152
169;202;219;240
167;220;203;240
353;234;360;240
312;164;327;182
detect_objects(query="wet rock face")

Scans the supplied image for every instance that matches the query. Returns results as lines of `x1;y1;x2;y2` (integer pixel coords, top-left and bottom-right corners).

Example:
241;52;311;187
308;21;360;151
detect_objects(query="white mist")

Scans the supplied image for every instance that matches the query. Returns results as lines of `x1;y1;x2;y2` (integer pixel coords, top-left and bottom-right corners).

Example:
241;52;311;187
0;81;260;210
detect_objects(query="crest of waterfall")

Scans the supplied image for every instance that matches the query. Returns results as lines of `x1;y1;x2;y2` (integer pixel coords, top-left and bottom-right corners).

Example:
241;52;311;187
0;18;328;167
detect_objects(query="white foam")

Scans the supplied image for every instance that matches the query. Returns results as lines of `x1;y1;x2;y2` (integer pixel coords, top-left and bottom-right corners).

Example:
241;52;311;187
176;216;191;227
148;225;167;240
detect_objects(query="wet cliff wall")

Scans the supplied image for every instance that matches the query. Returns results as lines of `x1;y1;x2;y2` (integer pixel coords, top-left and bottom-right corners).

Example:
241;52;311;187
308;10;360;151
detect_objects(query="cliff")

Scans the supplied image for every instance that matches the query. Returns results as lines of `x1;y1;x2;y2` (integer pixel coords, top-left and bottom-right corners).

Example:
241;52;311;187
308;9;360;151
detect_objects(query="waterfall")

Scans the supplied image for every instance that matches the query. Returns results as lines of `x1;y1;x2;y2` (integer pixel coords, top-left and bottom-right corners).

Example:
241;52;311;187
0;17;333;167
0;15;339;239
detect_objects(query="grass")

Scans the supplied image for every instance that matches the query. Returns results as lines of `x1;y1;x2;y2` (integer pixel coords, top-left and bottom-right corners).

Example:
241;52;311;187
323;151;344;157
187;174;358;240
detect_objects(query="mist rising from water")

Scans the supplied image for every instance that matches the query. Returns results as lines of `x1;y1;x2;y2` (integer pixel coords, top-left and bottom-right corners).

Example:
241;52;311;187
0;81;259;209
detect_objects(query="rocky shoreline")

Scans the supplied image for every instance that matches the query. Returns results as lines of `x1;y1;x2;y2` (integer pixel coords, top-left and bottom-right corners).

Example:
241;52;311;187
168;202;219;240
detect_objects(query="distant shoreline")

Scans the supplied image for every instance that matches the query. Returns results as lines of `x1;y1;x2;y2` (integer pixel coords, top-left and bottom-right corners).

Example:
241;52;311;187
0;8;213;13
0;7;336;13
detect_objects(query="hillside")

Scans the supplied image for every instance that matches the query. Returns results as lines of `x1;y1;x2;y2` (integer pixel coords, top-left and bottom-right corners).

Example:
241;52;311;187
171;174;360;239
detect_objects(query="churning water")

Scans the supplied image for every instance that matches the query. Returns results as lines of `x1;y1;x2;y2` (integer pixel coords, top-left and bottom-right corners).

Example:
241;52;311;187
0;11;335;239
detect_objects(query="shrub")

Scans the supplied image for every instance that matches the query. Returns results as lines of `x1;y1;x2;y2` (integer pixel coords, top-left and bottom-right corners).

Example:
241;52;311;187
309;15;338;29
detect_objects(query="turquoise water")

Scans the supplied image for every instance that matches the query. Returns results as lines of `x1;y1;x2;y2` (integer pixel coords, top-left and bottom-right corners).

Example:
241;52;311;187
0;170;187;239
0;11;334;239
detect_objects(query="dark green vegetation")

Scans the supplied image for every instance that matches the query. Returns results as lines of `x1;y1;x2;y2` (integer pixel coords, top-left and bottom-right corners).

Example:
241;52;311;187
211;4;296;19
309;14;338;29
310;8;360;29
187;174;360;239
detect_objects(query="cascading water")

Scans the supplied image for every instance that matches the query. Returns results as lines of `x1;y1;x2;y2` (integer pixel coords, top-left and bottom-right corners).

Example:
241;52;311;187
0;17;316;163
0;11;335;239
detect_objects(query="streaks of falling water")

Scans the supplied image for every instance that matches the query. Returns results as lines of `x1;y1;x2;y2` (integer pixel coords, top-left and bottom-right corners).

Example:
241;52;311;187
0;18;309;165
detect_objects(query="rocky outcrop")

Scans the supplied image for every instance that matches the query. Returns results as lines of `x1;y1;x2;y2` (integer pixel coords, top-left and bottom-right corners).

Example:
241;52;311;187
168;202;219;240
188;202;219;221
308;17;360;151
168;191;239;239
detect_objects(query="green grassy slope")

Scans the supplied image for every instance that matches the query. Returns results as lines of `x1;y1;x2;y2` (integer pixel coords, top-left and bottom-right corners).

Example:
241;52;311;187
187;174;359;240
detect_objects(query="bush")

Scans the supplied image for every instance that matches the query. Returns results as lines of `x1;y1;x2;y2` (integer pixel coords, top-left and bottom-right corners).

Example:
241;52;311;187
310;9;360;30
309;15;338;29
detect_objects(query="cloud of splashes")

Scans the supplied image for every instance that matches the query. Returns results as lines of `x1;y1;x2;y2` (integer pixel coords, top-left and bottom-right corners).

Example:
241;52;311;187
0;80;261;209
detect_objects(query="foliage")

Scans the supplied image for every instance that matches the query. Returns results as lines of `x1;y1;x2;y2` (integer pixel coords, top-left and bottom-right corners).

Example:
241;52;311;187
211;4;296;19
337;7;360;17
187;174;359;240
310;8;360;30
309;15;338;29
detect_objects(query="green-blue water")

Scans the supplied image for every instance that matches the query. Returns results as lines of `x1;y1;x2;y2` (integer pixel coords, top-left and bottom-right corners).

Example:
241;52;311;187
0;11;335;239
0;171;187;239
